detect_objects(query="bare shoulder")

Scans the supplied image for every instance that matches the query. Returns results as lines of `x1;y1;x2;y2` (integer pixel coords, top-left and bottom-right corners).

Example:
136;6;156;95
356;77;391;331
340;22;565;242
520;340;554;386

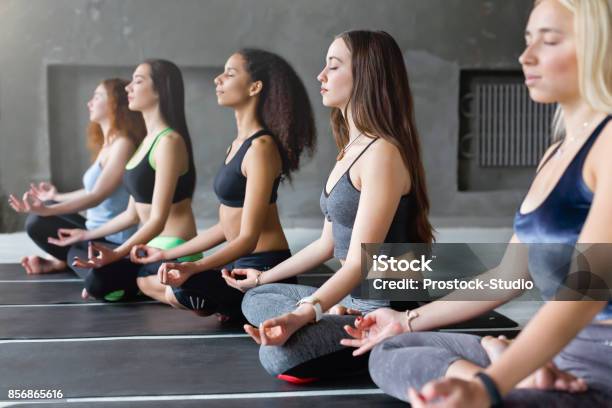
157;130;187;151
110;134;136;152
249;134;280;158
363;137;405;171
591;118;612;168
250;134;276;149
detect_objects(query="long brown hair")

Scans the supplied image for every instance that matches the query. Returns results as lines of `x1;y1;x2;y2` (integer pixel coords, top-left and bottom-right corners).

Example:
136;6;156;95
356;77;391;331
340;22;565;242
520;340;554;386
331;30;434;244
87;78;146;160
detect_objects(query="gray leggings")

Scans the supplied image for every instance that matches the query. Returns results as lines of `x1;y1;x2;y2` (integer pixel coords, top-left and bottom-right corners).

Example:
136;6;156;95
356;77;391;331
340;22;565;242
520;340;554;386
241;283;389;378
369;324;612;406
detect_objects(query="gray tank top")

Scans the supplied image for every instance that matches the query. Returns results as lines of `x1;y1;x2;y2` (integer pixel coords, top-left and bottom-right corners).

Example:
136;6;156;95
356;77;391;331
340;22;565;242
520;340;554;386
319;138;417;260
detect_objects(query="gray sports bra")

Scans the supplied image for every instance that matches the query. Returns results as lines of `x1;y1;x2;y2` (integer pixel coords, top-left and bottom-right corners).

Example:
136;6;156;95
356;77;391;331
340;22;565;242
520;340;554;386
319;138;417;259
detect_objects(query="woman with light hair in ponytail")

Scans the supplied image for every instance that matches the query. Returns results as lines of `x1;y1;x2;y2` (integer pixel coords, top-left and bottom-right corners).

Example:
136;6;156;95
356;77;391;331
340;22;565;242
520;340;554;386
343;1;612;406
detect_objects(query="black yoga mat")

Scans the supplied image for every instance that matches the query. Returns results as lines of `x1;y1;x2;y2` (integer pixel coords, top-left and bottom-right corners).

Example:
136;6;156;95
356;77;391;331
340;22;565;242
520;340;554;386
0;303;244;339
7;394;404;408
0;263;78;281
0;337;375;399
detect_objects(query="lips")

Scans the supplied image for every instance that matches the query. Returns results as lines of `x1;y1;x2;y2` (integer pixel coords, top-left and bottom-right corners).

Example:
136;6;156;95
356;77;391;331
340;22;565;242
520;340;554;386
320;88;328;94
524;74;541;85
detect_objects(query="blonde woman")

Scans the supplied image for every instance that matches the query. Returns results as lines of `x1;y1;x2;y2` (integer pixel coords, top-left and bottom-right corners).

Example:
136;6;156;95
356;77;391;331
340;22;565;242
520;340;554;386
344;0;612;406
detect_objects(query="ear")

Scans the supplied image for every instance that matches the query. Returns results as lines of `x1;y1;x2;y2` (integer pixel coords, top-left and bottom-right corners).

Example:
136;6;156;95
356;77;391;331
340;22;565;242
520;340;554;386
249;80;263;97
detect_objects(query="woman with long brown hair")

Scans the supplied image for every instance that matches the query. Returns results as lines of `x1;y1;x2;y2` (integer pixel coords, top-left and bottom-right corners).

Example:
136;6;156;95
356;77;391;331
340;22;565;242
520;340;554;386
222;30;433;381
8;78;145;275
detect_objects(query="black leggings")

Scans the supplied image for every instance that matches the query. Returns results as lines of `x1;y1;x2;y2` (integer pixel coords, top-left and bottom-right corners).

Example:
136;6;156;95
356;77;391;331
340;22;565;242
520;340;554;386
68;243;142;301
168;250;295;319
25;211;87;261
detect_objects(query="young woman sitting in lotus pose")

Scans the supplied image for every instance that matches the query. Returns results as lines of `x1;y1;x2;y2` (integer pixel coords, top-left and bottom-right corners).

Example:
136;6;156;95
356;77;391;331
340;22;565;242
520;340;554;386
9;78;144;275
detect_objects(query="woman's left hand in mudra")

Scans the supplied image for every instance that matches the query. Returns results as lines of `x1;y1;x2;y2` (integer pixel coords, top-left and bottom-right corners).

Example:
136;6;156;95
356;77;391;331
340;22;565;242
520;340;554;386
72;242;122;269
157;261;197;287
244;309;313;346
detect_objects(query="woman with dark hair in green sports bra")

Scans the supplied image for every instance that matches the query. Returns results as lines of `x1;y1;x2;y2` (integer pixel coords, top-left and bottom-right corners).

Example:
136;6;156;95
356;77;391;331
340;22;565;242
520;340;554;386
50;59;201;302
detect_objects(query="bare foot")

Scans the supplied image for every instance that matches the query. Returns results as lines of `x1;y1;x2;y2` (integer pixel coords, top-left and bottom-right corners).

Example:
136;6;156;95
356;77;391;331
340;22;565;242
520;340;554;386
21;255;66;275
480;335;588;393
81;288;92;300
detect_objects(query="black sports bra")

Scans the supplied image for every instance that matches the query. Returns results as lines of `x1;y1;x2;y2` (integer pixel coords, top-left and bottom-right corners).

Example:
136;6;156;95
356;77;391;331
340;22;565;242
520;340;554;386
213;130;281;208
123;128;196;204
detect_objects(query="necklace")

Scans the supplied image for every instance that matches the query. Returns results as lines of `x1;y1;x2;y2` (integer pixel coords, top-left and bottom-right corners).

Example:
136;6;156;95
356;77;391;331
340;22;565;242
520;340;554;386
555;120;591;159
336;133;363;161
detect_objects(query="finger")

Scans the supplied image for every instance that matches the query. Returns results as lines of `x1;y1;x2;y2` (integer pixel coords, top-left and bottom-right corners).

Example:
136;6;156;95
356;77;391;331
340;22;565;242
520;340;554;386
353;339;378;356
72;257;90;269
339;337;365;348
88;242;95;260
344;324;364;339
48;237;65;246
355;315;376;330
259;323;269;346
244;324;262;345
346;308;362;316
57;228;71;238
157;264;165;284
408;388;427;408
261;316;285;329
8;195;22;209
221;274;235;286
231;268;247;277
21;192;31;211
162;265;174;285
221;269;231;278
420;379;455;402
8;198;22;212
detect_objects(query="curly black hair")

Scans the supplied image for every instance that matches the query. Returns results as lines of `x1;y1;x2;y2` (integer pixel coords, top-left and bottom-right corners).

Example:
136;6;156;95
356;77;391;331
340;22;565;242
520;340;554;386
238;48;317;180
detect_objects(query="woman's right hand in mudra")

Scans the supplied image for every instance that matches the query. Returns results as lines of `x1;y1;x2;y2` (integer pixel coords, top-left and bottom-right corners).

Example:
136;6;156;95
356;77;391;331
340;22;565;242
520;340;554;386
130;245;164;264
8;191;46;214
29;182;57;201
221;268;262;292
47;228;88;247
340;307;409;356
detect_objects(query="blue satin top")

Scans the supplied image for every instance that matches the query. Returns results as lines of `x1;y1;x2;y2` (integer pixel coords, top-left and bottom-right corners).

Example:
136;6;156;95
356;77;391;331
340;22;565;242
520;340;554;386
514;115;612;320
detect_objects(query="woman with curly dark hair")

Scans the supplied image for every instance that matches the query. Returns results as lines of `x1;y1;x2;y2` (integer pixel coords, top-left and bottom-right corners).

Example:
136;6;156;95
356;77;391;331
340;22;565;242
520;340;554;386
131;49;316;320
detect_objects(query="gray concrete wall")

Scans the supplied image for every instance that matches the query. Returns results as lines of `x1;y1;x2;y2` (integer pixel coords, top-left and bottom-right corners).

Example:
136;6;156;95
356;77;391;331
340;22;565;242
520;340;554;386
0;0;533;231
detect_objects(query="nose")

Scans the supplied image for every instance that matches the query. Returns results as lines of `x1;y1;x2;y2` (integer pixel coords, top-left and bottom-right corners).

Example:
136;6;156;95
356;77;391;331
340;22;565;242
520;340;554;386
214;75;222;86
125;83;132;93
519;43;536;66
317;68;326;83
